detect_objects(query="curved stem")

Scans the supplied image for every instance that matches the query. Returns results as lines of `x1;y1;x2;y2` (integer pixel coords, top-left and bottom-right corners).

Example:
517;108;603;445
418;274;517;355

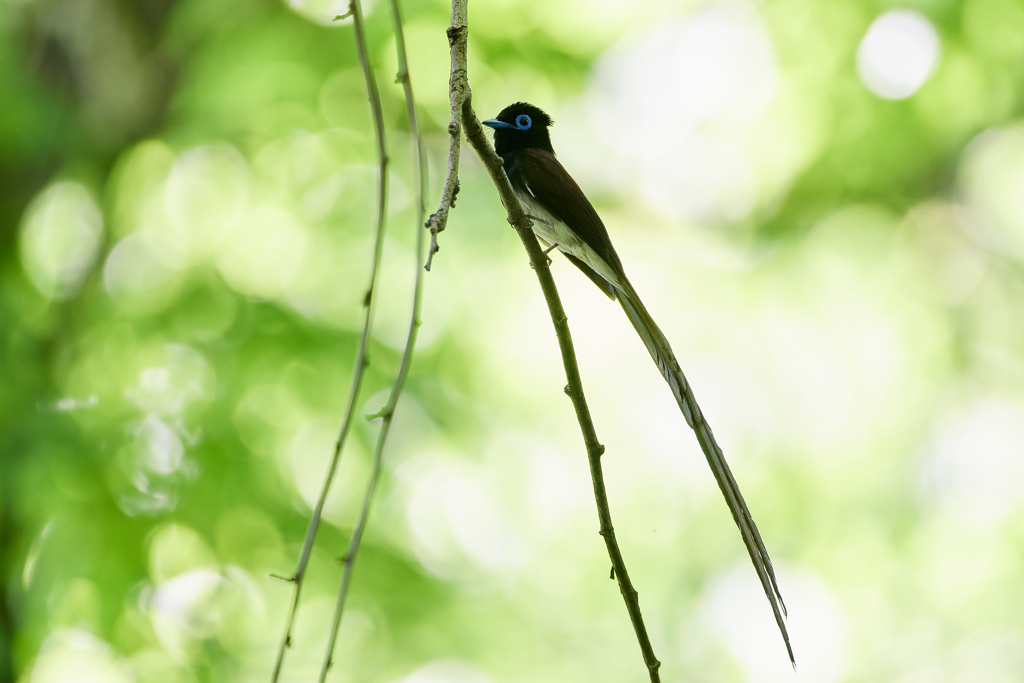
317;0;429;678
269;1;389;680
423;0;468;270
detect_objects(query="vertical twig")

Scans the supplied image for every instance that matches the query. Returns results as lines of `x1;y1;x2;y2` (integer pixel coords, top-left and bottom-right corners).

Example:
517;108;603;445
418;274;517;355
427;0;661;677
423;0;468;270
269;2;389;681
461;97;662;681
317;0;429;678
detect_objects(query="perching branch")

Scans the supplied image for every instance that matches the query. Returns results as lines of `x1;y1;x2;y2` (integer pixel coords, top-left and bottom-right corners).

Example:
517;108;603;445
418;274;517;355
423;0;468;270
430;0;661;677
318;0;429;678
269;1;390;680
460;91;663;683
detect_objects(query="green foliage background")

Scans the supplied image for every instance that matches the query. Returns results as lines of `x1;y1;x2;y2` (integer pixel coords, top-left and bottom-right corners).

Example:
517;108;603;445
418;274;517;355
3;0;1024;681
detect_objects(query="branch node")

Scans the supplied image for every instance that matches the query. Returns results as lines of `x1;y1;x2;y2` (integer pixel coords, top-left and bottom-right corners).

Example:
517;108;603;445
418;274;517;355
446;24;467;46
365;406;394;421
269;572;298;583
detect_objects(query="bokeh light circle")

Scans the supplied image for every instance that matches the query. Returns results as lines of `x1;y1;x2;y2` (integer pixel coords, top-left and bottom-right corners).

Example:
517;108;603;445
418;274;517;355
857;10;940;100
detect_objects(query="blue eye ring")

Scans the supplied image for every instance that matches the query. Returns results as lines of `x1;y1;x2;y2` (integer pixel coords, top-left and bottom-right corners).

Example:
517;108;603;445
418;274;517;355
515;114;532;130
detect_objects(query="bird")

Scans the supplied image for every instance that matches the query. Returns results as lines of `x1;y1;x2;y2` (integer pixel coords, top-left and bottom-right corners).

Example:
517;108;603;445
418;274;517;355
483;102;794;665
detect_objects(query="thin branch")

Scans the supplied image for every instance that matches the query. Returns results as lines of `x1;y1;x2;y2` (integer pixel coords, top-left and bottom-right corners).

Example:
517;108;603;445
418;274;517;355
423;0;468;270
269;2;389;680
389;0;427;226
462;96;662;682
318;0;429;678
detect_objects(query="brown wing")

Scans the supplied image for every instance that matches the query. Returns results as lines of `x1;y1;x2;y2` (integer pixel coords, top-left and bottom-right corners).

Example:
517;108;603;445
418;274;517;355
514;148;625;279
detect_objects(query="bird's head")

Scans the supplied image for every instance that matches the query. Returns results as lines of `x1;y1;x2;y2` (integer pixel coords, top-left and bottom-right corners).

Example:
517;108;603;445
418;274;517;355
482;102;554;157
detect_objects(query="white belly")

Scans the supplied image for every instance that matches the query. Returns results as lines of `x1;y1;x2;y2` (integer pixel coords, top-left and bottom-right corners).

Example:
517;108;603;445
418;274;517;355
517;192;623;289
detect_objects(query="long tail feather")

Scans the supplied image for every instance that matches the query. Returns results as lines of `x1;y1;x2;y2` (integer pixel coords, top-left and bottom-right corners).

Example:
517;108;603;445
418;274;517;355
618;278;795;666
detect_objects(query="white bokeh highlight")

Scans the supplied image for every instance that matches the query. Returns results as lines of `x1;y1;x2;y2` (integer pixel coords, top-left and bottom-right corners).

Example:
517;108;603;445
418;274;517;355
583;3;779;223
919;400;1024;526
165;143;250;264
857;10;940;100
956;125;1024;258
20;181;104;300
388;659;497;683
700;567;848;682
27;630;131;683
402;452;532;579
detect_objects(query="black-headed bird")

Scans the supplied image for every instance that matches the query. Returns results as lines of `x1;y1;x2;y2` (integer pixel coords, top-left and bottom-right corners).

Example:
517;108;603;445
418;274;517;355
483;101;794;665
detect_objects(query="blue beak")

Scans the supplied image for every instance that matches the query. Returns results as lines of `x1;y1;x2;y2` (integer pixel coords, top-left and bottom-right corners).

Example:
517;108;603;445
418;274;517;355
482;118;514;129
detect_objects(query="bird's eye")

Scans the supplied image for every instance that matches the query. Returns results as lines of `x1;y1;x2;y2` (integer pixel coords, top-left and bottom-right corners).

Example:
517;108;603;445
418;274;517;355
515;114;532;130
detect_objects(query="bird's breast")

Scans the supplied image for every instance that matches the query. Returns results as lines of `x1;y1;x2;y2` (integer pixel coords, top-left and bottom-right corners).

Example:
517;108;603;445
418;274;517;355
515;189;622;289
